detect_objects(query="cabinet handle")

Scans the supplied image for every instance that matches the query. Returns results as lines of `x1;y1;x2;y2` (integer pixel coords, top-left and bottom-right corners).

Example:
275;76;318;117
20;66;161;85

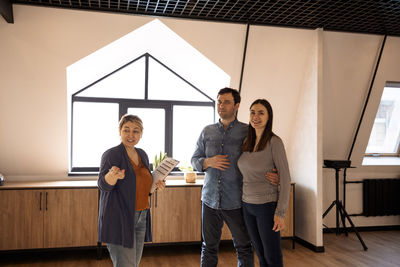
155;191;158;208
45;192;48;211
39;192;42;211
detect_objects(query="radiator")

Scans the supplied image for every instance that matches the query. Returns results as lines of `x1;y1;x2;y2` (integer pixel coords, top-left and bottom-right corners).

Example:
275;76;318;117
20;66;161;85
363;179;400;216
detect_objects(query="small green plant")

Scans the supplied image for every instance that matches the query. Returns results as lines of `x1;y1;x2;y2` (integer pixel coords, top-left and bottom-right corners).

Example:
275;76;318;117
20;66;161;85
153;151;167;171
179;162;194;173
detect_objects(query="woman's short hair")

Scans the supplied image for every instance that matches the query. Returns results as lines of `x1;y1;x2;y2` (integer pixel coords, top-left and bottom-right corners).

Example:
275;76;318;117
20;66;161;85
118;114;143;132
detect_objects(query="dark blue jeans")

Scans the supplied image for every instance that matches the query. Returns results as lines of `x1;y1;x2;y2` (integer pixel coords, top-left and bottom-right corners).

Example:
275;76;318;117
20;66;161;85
201;202;254;267
243;202;283;267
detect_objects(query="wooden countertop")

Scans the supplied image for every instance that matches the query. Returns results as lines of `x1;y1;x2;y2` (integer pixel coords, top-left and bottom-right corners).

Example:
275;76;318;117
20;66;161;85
0;177;293;190
0;178;204;189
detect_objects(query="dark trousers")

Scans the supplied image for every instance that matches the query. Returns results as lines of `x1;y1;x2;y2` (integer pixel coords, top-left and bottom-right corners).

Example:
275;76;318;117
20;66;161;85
201;202;254;267
243;202;283;267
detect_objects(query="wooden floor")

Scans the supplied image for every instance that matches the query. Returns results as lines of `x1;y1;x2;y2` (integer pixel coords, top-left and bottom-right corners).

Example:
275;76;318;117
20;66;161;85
1;231;399;267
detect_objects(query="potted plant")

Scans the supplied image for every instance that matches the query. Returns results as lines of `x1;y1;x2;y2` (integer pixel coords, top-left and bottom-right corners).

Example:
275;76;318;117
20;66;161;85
153;151;167;171
179;163;196;183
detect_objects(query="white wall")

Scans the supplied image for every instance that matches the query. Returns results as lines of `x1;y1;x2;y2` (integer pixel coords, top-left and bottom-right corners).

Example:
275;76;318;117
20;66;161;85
286;29;324;247
237;26;323;247
322;32;400;227
0;5;245;178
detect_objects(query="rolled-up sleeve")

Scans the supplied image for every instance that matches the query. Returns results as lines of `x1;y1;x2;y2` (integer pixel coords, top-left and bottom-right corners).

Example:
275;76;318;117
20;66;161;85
191;131;206;172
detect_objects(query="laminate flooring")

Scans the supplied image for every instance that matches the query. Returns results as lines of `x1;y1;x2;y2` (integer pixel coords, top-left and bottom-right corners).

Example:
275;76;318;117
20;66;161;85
1;231;399;267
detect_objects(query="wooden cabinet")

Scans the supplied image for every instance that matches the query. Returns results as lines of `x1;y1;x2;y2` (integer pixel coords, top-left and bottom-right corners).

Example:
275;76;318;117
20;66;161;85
221;184;295;240
151;186;202;243
0;190;44;250
43;189;98;248
0;180;294;250
0;188;98;250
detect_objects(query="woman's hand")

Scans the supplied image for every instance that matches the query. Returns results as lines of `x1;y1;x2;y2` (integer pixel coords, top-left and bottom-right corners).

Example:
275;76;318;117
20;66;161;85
155;179;166;191
272;215;285;232
105;166;125;186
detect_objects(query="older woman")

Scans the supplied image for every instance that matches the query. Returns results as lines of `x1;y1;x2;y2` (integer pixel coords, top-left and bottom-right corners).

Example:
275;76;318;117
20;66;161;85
98;114;165;267
238;99;291;267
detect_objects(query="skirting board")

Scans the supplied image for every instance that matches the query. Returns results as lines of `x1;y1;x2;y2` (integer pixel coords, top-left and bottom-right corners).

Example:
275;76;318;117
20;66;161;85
294;236;325;252
323;224;400;234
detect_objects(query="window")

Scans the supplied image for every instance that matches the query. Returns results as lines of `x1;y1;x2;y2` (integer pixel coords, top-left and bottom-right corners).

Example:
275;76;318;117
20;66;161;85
70;53;216;173
67;19;230;174
365;83;400;157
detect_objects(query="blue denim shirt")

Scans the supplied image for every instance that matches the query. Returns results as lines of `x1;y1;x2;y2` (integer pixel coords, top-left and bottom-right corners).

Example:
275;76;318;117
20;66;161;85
191;119;248;210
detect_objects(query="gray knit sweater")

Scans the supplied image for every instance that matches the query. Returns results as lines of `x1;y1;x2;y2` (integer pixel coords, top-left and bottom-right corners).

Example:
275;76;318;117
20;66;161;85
237;135;291;218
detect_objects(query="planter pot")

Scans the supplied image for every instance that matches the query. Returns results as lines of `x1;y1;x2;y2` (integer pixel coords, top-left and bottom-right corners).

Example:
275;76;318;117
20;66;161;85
185;172;197;183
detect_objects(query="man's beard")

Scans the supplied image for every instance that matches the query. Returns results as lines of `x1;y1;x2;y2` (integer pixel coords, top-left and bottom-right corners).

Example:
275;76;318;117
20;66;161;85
218;111;235;120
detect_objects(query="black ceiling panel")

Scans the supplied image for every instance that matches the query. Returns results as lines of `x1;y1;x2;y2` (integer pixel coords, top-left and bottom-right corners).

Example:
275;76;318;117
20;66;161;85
11;0;400;36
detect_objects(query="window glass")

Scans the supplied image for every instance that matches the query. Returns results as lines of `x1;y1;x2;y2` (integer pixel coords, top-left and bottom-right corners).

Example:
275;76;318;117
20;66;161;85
68;19;228;173
72;102;119;167
366;86;400;154
76;57;145;99
127;107;165;163
173;105;215;167
148;57;210;102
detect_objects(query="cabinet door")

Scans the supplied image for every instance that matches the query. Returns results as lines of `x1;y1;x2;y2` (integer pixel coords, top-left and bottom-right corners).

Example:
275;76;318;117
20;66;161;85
221;223;232;240
43;188;98;248
151;186;201;243
0;190;44;250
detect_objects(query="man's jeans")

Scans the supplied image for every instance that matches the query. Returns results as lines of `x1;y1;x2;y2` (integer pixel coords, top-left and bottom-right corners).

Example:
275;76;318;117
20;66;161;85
201;202;254;267
107;209;148;267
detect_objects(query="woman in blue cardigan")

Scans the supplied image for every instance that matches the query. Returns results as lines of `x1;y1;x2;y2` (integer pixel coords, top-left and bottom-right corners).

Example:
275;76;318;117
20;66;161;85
98;114;165;267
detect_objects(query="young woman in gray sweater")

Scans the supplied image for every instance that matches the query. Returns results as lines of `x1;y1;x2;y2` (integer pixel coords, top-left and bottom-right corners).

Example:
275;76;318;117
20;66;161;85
238;99;291;267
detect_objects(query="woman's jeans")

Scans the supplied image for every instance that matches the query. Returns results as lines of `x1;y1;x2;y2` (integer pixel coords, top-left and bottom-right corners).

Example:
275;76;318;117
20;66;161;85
201;202;254;267
107;209;148;267
243;202;283;267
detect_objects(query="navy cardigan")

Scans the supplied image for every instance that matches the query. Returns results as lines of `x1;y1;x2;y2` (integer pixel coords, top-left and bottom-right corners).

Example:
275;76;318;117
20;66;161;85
98;143;153;248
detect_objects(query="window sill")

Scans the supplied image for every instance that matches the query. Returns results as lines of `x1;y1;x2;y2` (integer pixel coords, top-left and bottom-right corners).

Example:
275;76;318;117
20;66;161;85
362;156;400;166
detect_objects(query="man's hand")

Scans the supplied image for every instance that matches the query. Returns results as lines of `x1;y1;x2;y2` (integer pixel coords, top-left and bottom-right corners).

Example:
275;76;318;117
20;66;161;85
265;168;279;185
272;215;285;232
203;155;230;171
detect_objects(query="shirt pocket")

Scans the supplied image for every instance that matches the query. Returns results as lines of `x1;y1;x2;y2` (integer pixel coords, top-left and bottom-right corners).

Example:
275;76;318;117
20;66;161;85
205;139;221;156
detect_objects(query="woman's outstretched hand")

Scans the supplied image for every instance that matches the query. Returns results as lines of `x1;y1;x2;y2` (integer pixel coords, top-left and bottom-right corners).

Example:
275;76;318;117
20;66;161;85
105;166;125;185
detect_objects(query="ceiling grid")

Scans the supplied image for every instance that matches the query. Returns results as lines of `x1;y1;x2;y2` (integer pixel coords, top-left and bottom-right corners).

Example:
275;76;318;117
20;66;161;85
10;0;400;36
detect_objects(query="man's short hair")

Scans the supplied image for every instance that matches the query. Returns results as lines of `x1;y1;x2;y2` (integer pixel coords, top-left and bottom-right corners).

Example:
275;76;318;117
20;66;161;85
217;87;241;104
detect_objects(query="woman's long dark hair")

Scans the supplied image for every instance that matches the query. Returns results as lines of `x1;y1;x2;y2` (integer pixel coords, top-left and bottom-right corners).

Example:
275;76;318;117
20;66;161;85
242;99;275;152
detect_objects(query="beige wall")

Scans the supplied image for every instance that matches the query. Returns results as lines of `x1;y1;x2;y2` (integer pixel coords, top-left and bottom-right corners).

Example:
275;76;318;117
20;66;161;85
322;32;400;228
0;5;245;178
1;5;399;247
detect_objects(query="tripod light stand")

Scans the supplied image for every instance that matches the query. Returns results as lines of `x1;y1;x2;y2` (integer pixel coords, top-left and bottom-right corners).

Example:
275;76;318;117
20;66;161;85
323;165;368;251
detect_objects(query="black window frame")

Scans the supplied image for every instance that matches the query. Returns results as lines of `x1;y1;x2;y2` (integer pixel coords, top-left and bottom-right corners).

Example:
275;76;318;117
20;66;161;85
364;82;400;158
69;53;215;174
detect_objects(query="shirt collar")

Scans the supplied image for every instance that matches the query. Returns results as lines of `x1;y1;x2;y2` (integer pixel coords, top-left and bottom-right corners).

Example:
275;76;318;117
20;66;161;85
217;117;238;130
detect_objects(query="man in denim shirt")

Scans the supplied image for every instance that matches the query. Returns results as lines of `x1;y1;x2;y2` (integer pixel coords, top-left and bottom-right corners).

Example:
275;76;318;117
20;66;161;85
192;88;279;267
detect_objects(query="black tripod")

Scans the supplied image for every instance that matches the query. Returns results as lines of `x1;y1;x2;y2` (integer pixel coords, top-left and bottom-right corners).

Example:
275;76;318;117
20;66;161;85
323;166;368;251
